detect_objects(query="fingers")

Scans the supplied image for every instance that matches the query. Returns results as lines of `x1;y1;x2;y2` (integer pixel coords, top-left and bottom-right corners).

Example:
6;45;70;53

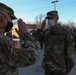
18;18;28;34
15;28;22;35
18;18;23;33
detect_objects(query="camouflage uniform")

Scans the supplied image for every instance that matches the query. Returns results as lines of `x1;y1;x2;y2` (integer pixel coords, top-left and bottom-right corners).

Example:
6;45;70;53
0;32;39;75
71;28;76;51
0;3;39;75
33;25;74;75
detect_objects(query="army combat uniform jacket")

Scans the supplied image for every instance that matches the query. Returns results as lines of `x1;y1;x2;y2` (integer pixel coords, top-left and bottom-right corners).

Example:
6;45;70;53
0;33;39;75
33;25;74;75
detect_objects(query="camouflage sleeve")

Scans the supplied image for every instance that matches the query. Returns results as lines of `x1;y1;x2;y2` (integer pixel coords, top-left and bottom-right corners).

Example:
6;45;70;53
32;29;44;42
0;34;15;65
16;33;39;67
0;34;17;74
65;33;75;73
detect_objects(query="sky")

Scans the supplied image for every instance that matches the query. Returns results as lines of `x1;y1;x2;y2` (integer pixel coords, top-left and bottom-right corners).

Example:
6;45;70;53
0;0;76;24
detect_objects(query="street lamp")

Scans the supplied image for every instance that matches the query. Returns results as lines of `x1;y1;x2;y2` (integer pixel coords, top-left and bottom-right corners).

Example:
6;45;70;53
51;0;58;10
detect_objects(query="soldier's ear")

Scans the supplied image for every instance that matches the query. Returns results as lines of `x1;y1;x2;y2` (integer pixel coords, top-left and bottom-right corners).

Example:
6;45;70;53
1;15;7;23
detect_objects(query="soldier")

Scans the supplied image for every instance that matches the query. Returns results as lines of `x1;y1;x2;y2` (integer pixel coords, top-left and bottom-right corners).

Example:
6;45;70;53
0;3;39;75
71;28;76;51
32;10;74;75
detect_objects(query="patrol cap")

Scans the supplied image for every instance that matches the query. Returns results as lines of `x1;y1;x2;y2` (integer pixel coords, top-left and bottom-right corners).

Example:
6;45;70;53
0;2;17;19
46;10;58;19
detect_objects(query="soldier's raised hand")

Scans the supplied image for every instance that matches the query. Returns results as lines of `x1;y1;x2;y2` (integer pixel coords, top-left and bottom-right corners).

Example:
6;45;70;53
41;20;46;30
15;18;28;35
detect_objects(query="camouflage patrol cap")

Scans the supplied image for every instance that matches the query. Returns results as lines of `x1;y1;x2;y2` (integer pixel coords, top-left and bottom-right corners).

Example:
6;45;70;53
0;2;17;19
46;10;58;19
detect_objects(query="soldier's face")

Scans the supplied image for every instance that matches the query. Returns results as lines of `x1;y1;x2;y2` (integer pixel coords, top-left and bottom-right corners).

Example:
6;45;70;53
0;12;8;28
0;11;12;22
53;16;59;23
0;11;13;32
47;18;55;24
